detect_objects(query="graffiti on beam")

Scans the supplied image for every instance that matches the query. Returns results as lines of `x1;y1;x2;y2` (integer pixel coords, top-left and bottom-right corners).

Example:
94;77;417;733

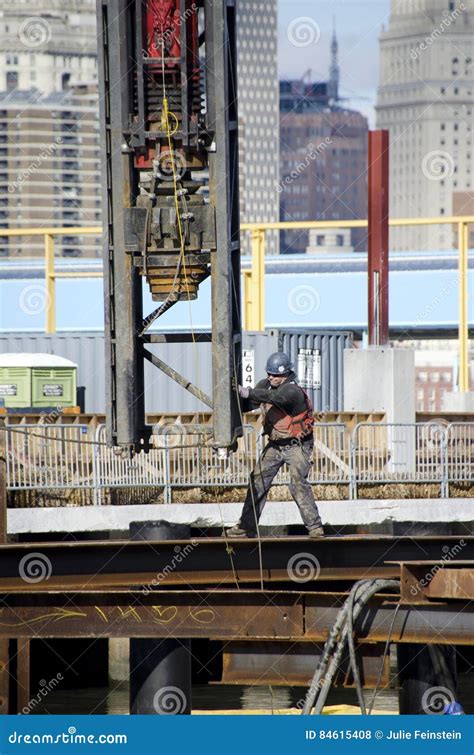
151;606;178;624
0;604;217;628
0;607;87;627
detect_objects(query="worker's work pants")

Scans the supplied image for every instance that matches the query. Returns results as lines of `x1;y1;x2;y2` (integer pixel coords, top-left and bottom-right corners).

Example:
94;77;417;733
239;439;322;534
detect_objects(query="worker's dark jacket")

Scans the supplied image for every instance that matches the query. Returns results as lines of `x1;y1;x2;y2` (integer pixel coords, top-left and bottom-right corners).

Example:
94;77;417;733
241;371;313;445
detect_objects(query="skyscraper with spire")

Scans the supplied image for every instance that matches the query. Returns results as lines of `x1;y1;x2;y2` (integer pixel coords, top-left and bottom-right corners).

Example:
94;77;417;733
328;18;340;103
376;0;474;252
279;30;368;253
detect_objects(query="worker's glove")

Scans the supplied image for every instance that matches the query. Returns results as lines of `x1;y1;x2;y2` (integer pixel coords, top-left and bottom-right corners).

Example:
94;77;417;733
238;385;250;399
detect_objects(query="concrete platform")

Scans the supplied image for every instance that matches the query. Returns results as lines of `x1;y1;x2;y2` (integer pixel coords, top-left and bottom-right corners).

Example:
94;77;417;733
7;499;474;535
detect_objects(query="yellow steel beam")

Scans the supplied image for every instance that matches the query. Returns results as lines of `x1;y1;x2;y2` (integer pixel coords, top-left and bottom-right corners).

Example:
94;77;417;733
243;228;265;331
241;215;474;231
52;272;103;279
251;229;265;331
0;226;101;237
1;220;472;343
458;221;469;392
44;234;55;334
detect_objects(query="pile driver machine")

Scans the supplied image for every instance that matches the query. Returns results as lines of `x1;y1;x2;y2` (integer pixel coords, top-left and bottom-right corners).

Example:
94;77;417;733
97;0;242;454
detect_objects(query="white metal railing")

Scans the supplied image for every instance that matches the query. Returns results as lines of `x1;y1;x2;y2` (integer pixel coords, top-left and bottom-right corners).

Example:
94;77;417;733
4;421;474;503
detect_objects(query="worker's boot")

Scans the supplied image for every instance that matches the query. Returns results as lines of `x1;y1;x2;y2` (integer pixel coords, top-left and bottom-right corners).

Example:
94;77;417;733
308;525;325;538
226;524;256;538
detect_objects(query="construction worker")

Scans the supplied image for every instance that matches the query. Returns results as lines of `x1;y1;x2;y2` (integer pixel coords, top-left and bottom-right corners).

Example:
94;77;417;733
227;352;324;539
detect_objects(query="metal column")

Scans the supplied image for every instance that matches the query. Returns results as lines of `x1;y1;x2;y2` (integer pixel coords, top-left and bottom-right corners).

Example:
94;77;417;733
97;0;146;451
205;0;243;448
129;521;192;715
367;130;389;346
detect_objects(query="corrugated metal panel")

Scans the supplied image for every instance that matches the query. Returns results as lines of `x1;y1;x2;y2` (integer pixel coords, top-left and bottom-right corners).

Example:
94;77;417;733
0;329;350;413
277;329;353;412
0;331;279;414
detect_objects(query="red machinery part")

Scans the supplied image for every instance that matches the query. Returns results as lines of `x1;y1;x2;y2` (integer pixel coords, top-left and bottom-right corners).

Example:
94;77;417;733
145;0;182;60
136;0;201;169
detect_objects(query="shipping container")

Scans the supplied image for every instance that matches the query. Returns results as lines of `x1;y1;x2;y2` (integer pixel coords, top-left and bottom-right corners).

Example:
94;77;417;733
0;330;351;413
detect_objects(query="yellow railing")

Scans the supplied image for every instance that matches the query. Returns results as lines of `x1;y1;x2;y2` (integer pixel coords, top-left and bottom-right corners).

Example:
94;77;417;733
1;226;102;333
2;216;473;390
241;216;474;392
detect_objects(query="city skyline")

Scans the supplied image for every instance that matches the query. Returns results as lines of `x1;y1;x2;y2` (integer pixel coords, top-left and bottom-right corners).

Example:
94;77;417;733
279;0;391;125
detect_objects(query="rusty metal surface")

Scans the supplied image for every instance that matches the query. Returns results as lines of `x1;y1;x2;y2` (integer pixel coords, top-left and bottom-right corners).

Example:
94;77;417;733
368;129;389;346
16;639;30;715
1;536;472;593
0;591;472;644
399;561;474;603
221;641;390;689
0;639;8;714
0;593;303;640
304;594;474;644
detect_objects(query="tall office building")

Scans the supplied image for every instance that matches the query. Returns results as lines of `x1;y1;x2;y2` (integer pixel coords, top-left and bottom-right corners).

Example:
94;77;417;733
0;0;99;257
0;85;101;257
279;32;368;255
0;0;280;256
236;0;280;254
0;0;97;93
376;0;474;251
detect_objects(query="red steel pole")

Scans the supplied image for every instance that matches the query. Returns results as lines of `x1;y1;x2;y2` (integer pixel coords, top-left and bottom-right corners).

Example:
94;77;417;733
368;130;390;346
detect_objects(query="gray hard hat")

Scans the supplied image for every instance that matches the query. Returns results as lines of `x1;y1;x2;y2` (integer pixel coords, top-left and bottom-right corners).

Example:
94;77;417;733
265;352;293;376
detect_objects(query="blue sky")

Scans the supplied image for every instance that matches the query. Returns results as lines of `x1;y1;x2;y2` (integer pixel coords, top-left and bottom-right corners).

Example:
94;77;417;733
278;0;392;125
